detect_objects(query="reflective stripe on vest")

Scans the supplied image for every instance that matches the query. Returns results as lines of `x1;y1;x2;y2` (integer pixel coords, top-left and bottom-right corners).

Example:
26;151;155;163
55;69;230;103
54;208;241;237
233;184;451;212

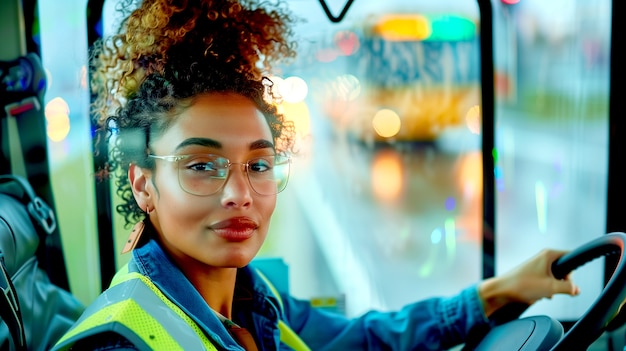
53;269;217;351
55;264;311;351
255;269;311;351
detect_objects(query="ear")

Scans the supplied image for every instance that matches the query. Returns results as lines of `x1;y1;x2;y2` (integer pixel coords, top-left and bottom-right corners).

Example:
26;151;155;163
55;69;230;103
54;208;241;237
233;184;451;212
129;163;152;212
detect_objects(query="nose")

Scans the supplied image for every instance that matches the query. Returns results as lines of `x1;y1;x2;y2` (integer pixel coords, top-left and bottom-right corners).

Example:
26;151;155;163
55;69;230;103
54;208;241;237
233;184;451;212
220;163;252;208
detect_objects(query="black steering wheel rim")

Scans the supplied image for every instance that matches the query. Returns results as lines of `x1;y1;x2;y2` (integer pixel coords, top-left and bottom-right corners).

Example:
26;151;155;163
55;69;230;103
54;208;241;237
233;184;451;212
549;232;626;350
472;232;626;351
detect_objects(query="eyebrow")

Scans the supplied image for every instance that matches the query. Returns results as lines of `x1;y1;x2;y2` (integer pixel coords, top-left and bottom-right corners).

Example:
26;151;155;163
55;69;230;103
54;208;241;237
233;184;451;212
250;139;275;151
174;137;275;152
175;137;221;151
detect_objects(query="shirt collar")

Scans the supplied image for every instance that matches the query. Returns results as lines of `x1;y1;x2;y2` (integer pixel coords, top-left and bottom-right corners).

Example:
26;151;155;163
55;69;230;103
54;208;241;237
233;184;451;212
131;239;282;347
132;239;242;350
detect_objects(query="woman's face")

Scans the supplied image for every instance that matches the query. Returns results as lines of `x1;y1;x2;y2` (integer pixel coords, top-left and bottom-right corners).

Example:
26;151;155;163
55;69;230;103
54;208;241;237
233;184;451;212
136;92;278;270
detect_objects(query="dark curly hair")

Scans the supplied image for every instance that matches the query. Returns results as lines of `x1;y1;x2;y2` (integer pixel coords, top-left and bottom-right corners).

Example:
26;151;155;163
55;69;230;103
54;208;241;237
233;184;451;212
91;0;298;227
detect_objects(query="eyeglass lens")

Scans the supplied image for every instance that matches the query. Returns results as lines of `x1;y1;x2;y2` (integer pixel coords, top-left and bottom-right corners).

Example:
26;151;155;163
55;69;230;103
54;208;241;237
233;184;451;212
176;155;289;196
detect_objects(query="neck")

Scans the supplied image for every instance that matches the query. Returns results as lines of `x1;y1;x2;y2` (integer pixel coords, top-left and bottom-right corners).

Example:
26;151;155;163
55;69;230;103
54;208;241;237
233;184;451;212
156;237;240;319
179;261;238;319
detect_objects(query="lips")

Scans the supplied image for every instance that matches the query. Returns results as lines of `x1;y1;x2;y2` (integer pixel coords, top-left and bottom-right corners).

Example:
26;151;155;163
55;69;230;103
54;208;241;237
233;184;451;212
210;217;258;241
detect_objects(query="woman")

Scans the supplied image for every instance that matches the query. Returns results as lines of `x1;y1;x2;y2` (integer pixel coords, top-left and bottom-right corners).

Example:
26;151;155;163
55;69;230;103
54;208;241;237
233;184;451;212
52;0;579;350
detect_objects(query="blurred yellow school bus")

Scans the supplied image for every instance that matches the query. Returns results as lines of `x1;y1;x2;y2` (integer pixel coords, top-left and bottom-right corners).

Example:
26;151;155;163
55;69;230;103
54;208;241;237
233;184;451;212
323;13;481;142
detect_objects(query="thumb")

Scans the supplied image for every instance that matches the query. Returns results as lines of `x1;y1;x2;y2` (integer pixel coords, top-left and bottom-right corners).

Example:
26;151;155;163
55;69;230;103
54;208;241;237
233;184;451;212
552;278;580;296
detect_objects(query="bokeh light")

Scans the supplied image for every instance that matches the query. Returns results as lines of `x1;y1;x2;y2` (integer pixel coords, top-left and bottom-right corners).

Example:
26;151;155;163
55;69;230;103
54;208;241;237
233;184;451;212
334;30;360;56
535;180;548;233
371;149;404;203
445;196;456;211
431;228;442;244
444;217;457;261
465;105;481;134
335;74;361;101
277;101;311;138
45;97;71;142
373;14;431;41
372;108;401;138
275;76;309;103
428;14;477;41
457;151;482;201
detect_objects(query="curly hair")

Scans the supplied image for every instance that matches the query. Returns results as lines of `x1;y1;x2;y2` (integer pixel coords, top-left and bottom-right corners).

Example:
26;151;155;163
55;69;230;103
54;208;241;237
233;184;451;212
91;0;298;227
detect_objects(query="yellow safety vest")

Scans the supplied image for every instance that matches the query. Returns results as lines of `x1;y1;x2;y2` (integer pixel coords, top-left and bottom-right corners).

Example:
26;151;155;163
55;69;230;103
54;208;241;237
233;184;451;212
52;264;310;351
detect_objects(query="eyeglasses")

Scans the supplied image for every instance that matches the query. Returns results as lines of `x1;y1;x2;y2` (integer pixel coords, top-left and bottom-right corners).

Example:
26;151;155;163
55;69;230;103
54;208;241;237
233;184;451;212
148;154;290;196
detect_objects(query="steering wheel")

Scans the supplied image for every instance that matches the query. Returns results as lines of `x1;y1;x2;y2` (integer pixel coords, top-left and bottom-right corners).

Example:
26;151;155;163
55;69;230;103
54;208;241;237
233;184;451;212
474;232;626;351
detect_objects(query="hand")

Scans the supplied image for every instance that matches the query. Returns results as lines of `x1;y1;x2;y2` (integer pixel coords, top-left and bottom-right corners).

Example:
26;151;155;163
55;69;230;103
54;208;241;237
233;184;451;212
478;249;580;317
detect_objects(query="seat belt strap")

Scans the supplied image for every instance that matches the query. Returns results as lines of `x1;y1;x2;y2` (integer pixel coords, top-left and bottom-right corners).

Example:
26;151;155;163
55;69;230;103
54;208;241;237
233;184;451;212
1;53;71;292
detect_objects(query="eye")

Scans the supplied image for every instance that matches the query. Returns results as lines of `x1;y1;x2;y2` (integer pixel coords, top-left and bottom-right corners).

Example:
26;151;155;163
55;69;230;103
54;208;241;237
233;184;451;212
184;155;229;177
248;157;273;173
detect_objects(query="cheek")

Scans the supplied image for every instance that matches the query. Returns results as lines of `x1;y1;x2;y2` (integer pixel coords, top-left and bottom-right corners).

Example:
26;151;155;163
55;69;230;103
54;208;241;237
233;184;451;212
260;194;277;215
258;196;277;230
151;170;209;227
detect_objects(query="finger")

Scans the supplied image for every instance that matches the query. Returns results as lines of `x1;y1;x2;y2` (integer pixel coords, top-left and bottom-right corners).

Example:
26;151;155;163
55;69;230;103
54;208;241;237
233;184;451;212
545;249;569;264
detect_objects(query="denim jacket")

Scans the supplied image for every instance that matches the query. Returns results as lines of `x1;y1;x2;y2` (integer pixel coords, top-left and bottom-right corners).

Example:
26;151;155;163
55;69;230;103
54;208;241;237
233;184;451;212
64;239;489;350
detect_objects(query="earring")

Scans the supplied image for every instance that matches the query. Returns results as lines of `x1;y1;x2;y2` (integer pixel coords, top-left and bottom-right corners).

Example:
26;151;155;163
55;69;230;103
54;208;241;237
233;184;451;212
121;221;145;254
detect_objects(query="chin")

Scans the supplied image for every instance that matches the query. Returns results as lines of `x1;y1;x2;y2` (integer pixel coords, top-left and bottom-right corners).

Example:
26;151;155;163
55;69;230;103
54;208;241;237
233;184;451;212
216;243;262;268
224;252;255;268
